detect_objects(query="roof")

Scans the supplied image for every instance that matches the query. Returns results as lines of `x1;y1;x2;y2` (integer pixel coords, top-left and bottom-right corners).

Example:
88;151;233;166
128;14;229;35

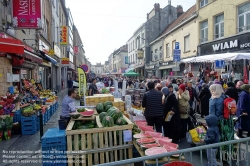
158;4;196;38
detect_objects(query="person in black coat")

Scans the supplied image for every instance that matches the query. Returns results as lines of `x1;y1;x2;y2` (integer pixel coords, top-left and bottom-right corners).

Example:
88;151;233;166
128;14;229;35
162;87;182;143
225;82;239;103
198;83;211;118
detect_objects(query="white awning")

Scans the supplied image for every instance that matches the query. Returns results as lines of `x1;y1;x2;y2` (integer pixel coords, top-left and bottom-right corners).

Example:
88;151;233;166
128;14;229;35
159;64;177;70
181;53;250;63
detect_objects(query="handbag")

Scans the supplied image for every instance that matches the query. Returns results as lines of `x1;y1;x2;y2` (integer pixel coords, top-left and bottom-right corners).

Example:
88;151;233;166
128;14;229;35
189;128;200;143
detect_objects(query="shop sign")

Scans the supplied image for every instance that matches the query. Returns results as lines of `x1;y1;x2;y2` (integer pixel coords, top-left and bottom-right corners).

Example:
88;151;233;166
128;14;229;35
60;26;68;45
12;0;42;29
137;50;144;59
145;65;155;70
200;32;250;56
54;44;61;57
39;40;49;53
61;58;69;67
48;49;54;56
74;46;79;55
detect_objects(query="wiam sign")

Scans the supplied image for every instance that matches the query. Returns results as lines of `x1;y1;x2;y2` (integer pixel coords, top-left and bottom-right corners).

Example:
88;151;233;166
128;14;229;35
212;40;238;52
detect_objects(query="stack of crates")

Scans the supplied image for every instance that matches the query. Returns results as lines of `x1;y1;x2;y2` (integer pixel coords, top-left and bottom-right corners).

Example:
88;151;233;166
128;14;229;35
21;115;37;135
13;110;21;123
42;128;67;166
55;102;59;110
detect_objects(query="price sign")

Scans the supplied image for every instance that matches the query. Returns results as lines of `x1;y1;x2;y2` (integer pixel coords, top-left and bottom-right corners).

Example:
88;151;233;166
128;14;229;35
123;130;132;142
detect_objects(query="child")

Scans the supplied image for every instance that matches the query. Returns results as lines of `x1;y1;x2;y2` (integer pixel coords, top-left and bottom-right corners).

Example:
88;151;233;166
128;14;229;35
201;115;220;166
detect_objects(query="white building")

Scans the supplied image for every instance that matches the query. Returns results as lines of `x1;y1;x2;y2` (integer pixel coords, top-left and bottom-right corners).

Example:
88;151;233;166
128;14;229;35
126;23;146;75
91;63;104;76
112;45;129;74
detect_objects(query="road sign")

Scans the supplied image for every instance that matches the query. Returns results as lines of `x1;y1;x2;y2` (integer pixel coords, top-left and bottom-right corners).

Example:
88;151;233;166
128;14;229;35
215;60;225;69
173;49;181;55
175;42;180;49
173;55;180;62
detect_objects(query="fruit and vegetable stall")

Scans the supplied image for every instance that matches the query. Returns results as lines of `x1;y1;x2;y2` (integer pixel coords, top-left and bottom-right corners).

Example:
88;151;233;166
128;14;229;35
0;79;59;140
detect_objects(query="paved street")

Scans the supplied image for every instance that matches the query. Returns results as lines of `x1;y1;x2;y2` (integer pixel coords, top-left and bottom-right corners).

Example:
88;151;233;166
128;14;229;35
0;89;249;166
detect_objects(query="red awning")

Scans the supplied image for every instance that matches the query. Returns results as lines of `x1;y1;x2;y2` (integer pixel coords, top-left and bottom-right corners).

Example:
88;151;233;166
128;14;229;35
0;38;24;54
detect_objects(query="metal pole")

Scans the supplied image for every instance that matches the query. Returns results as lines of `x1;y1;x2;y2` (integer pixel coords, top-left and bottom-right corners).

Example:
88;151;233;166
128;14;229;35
39;109;43;140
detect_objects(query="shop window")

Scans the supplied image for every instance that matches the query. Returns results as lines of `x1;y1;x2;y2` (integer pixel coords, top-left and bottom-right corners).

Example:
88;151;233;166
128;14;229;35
200;0;208;8
184;35;190;52
238;2;250;32
200;20;208;43
214;14;224;39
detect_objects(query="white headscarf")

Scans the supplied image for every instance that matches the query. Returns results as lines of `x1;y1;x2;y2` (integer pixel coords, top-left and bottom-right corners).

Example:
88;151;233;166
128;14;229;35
209;84;224;99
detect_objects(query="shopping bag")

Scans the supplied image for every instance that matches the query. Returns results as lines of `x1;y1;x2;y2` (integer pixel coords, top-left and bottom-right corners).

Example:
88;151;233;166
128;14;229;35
189;128;200;143
186;132;193;144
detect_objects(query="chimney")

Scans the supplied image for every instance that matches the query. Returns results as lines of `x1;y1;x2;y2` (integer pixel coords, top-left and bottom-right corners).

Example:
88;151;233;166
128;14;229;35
154;3;160;12
177;5;184;17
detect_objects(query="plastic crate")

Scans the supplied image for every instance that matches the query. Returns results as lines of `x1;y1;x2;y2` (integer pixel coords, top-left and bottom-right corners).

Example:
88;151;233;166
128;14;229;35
13;110;21;123
21;124;37;135
42;128;66;147
21;115;37;122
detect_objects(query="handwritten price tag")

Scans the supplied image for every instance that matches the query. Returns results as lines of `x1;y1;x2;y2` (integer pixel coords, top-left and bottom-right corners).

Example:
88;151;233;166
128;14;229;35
123;130;132;142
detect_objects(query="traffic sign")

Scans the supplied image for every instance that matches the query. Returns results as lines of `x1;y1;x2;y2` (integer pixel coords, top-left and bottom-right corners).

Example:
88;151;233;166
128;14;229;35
215;60;225;69
175;42;180;49
173;49;181;55
173;55;180;62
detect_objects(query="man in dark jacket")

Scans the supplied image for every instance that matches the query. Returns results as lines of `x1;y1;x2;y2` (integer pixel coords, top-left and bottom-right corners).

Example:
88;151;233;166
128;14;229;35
186;80;200;117
142;81;163;133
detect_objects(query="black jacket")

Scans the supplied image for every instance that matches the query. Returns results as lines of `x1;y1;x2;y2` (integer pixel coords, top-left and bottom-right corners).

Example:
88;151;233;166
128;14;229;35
142;89;163;116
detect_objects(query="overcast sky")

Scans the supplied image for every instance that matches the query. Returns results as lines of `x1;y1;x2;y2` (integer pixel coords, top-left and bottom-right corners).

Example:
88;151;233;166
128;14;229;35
66;0;196;65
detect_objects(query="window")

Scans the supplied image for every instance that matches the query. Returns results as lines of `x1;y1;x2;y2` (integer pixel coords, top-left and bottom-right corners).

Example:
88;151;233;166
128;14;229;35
184;35;190;52
151;51;153;61
214;14;224;39
155;49;158;53
52;17;55;42
238;2;250;32
200;21;208;43
172;40;176;57
200;0;208;8
159;46;162;59
166;44;169;58
142;33;145;44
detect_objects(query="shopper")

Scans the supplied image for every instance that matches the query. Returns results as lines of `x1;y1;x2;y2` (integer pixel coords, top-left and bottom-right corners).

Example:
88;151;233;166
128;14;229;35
201;115;220;166
225;82;238;102
88;78;98;96
198;83;211;118
209;84;224;119
177;84;190;138
142;81;163;133
162;87;182;143
186;80;200;112
236;84;250;137
60;88;77;125
67;78;73;89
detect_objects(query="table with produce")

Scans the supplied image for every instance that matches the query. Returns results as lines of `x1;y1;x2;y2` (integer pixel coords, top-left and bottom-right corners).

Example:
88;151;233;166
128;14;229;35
0;79;59;139
132;120;185;165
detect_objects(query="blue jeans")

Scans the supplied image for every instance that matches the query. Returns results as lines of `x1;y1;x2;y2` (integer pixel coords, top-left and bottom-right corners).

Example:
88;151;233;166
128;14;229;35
206;148;218;166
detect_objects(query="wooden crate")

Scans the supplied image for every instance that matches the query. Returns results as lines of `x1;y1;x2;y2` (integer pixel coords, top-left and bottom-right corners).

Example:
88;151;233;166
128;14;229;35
86;95;114;105
66;115;133;166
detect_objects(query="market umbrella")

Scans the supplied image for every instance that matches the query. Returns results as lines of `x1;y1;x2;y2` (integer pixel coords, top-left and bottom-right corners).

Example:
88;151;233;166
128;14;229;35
123;70;140;76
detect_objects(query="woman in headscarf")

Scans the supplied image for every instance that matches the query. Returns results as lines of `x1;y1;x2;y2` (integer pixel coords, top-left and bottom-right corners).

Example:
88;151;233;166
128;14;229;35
177;84;190;138
236;84;250;137
162;87;182;143
198;83;211;118
209;84;225;119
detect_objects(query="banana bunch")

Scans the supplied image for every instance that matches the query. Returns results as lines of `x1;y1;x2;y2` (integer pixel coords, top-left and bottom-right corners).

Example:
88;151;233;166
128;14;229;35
30;79;36;84
33;104;41;110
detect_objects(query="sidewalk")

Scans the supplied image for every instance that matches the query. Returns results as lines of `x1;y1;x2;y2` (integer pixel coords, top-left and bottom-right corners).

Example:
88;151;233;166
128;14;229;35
0;89;81;166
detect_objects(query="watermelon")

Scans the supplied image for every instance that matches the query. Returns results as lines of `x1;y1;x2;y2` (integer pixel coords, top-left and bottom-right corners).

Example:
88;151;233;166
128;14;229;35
104;105;113;112
96;103;104;113
99;112;107;121
136;138;155;144
145;147;167;156
107;106;119;113
116;117;127;125
103;101;113;107
107;109;123;121
101;116;114;127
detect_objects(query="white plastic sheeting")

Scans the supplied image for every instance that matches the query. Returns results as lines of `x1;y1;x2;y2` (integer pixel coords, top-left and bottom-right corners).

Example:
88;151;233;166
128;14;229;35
181;53;250;63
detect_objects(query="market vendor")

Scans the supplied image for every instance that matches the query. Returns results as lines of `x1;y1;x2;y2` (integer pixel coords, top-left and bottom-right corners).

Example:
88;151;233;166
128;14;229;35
60;88;77;124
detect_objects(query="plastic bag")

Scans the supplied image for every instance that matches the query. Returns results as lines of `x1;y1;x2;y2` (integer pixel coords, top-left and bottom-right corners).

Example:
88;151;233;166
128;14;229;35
189;128;200;143
186;132;193;144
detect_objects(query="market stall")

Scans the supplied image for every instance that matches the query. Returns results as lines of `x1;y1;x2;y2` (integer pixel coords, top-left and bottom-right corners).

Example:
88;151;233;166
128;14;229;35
0;78;59;140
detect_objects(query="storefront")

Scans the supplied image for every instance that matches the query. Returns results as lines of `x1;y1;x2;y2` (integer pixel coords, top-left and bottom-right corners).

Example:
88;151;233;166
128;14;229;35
145;64;155;78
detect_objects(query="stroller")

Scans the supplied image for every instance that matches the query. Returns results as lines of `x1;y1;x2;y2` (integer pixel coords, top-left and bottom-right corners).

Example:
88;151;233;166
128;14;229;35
186;110;207;146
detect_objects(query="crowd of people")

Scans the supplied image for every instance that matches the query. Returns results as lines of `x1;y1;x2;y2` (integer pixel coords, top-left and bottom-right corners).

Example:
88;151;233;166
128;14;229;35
140;77;250;166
